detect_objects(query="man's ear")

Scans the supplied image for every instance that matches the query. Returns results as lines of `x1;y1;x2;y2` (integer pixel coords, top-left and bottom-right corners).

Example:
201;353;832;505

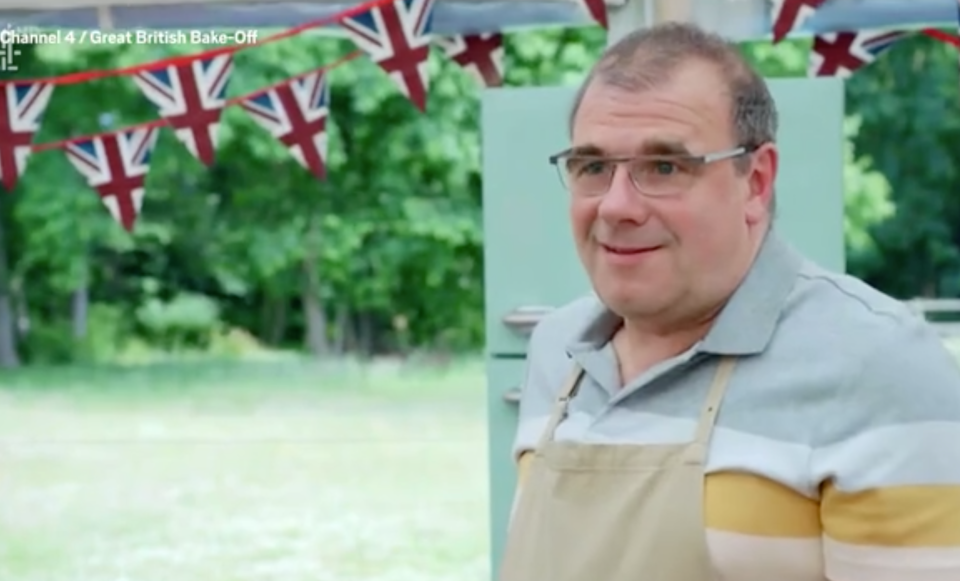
745;143;778;225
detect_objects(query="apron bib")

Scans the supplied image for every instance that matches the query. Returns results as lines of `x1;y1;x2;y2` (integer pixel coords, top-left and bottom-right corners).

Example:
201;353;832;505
499;357;736;581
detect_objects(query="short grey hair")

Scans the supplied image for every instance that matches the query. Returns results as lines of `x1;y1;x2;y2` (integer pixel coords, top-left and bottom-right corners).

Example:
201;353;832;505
569;22;779;175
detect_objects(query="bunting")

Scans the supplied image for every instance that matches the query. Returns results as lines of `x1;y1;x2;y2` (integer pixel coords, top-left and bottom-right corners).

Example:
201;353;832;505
340;0;435;111
577;0;608;30
0;0;957;233
0;82;53;192
241;70;331;180
436;34;504;88
133;54;233;165
64;127;158;232
809;31;907;77
772;0;827;43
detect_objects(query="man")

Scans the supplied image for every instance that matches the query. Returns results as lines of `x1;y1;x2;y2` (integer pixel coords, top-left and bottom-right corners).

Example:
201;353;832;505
501;22;960;581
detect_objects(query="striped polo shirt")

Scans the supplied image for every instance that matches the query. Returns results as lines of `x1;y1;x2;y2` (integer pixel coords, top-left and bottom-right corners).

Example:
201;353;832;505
513;231;960;581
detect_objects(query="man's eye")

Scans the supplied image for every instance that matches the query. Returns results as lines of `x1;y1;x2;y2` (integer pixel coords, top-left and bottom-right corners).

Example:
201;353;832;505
652;161;677;175
637;159;689;177
580;160;608;175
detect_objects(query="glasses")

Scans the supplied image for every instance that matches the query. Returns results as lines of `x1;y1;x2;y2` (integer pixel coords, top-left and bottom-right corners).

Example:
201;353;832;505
548;146;754;198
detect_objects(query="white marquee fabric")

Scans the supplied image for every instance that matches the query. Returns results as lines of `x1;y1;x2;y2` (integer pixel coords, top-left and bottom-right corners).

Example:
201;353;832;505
0;0;954;40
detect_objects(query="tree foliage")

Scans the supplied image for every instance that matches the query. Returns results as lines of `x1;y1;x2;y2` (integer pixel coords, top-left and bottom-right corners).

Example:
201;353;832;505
0;28;955;367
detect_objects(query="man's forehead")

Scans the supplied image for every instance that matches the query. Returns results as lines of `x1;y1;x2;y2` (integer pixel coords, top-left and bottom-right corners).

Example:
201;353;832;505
571;59;732;128
569;74;733;153
592;56;731;101
570;86;704;154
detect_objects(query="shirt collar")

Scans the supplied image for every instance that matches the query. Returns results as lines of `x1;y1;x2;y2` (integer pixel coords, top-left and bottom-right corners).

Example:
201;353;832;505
565;231;803;356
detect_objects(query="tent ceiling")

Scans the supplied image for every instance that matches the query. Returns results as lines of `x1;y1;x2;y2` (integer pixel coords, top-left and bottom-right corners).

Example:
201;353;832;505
0;0;954;39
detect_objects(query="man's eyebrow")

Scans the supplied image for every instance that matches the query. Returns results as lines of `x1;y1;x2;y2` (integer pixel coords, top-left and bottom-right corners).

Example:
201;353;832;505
637;139;691;156
568;144;604;156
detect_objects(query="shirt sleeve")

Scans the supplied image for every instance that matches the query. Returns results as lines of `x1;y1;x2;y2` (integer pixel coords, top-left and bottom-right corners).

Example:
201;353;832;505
811;316;960;581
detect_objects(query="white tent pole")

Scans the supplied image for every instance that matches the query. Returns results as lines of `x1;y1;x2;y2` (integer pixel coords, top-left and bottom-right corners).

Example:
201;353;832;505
96;5;115;29
605;0;694;45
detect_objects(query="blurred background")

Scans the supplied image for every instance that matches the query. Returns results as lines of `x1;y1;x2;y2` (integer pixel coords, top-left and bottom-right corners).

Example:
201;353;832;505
1;27;959;581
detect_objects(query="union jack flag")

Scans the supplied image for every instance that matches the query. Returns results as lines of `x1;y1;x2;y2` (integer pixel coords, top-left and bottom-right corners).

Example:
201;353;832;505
809;30;907;77
0;81;53;192
240;70;331;180
576;0;608;29
436;34;504;88
64;127;158;232
133;54;232;165
772;0;826;43
340;0;435;111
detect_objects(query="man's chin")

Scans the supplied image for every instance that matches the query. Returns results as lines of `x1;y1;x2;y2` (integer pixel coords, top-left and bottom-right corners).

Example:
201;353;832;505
594;286;670;319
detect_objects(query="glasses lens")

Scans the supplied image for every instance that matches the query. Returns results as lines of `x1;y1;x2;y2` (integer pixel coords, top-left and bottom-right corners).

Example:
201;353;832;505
552;155;698;196
554;162;570;191
628;158;695;197
562;157;612;196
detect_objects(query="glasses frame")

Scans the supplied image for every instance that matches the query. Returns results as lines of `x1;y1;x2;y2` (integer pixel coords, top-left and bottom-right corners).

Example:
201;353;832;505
547;145;757;197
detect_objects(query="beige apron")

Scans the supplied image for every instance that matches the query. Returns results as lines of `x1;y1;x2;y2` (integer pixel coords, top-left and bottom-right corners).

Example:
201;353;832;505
499;357;737;581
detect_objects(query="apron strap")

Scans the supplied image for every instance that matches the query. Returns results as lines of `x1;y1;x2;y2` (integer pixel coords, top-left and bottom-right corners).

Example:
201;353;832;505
685;356;737;463
534;364;584;451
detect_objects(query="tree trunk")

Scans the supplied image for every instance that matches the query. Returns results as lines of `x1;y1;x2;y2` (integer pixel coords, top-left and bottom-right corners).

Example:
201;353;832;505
301;215;328;357
332;303;350;355
260;292;288;346
269;297;288;346
0;295;19;368
301;258;328;357
0;207;20;368
71;286;89;339
11;278;30;339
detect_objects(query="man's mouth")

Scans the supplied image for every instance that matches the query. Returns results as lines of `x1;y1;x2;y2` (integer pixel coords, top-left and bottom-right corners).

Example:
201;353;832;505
600;244;662;255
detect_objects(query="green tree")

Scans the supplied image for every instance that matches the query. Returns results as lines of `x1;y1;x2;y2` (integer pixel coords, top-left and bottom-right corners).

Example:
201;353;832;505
0;26;956;367
845;35;960;298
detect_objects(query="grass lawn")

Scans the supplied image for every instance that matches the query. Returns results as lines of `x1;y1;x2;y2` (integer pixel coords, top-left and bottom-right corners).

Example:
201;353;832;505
0;357;491;581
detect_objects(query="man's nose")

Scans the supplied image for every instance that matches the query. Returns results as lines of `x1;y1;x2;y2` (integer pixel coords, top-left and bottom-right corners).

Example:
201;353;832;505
596;165;652;224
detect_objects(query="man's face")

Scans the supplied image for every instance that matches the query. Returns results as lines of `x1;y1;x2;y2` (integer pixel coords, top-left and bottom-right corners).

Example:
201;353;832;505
569;59;775;321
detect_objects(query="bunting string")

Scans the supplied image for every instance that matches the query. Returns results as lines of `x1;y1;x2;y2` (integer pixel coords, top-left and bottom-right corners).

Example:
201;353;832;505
924;28;960;48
